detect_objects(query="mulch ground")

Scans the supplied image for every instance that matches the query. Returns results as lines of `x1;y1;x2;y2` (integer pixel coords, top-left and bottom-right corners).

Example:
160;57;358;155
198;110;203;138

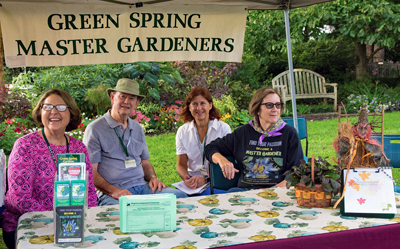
298;112;338;122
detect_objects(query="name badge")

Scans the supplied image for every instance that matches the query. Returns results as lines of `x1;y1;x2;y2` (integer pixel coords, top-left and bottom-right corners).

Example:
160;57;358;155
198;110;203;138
200;167;208;176
125;159;137;168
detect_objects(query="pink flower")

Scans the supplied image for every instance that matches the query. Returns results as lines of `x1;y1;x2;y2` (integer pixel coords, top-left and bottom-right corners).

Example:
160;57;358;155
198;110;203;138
175;100;183;105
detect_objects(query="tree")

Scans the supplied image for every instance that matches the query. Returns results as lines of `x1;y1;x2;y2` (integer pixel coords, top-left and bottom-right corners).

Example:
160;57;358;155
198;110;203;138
309;0;400;79
244;0;400;80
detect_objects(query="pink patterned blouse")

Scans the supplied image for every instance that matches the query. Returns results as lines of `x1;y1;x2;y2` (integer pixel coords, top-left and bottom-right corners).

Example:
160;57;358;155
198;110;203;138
2;131;97;232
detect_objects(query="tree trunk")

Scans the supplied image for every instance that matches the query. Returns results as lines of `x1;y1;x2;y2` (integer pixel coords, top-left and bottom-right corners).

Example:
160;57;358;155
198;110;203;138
354;39;368;79
0;22;6;87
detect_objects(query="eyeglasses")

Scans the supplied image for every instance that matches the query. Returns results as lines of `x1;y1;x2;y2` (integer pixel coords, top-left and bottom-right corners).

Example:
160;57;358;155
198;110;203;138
41;104;69;112
260;102;283;109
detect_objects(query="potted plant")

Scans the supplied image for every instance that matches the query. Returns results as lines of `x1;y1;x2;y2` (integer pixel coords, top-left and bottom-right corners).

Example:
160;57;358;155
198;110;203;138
284;155;341;207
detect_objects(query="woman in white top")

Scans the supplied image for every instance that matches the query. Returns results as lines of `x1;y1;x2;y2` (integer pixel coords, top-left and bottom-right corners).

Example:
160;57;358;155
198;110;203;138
176;87;231;191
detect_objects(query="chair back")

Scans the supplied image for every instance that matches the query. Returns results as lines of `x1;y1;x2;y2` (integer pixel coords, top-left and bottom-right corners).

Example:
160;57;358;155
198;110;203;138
372;135;400;168
209;156;241;194
282;117;308;156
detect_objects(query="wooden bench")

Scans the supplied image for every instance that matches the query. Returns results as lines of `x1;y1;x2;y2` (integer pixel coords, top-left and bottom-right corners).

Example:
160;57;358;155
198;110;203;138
272;69;338;111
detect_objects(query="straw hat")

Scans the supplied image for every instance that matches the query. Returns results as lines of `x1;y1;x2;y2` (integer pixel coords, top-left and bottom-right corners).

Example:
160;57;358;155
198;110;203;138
107;78;145;101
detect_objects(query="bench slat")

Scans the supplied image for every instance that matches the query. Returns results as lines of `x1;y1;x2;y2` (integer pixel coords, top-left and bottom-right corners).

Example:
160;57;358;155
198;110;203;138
271;68;337;111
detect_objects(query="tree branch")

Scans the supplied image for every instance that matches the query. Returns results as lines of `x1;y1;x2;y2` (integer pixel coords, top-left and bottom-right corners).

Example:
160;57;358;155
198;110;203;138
367;46;385;64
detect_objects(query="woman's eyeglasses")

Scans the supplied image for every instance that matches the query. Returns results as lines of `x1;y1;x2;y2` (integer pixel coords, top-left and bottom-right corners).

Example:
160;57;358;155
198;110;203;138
260;102;283;109
41;104;69;112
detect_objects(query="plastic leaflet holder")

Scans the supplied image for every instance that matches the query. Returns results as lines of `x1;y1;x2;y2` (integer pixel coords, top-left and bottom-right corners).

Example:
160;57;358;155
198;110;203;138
119;194;177;233
53;153;88;246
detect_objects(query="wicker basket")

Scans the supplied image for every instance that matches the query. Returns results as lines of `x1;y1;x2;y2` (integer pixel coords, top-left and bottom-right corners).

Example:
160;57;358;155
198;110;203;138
294;155;332;208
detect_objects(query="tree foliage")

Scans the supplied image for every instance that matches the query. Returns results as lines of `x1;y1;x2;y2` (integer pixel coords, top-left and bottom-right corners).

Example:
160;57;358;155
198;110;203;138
244;0;400;80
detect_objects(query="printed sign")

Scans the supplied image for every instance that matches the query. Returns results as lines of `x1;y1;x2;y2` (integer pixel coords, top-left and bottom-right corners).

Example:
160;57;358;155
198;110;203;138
0;3;247;67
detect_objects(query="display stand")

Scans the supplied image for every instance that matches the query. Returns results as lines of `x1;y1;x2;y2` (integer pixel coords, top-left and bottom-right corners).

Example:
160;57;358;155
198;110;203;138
53;153;88;246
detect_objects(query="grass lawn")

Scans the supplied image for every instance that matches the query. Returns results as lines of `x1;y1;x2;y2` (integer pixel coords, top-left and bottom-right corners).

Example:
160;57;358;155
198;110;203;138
1;111;399;248
148;111;400;186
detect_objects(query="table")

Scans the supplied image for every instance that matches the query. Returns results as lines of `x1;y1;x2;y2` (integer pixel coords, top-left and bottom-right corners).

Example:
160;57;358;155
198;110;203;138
17;187;400;248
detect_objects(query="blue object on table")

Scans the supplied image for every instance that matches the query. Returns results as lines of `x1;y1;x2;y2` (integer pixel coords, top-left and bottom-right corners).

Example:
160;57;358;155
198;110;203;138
282;117;308;157
372;135;400;168
210;156;241;194
395;185;400;193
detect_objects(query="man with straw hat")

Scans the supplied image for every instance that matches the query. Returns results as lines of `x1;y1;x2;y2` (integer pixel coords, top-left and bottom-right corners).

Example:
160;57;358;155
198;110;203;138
83;78;187;206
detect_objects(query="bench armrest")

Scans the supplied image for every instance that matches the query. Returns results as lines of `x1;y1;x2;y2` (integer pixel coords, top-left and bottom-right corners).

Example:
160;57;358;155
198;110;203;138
324;83;337;87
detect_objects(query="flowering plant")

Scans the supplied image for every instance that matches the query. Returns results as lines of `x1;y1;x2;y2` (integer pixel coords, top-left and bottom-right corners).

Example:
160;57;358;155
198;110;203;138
67;113;97;141
0;118;31;154
346;94;400;113
149;104;182;133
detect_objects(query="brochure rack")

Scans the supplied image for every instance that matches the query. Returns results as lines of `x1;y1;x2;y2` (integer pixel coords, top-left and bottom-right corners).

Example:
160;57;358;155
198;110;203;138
53;153;88;246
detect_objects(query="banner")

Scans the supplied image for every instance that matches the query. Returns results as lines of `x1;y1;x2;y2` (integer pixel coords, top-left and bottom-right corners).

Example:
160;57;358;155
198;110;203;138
0;3;247;68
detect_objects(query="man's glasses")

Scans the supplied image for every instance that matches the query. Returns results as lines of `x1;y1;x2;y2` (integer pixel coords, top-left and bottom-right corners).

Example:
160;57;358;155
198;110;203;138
260;102;283;109
41;104;69;112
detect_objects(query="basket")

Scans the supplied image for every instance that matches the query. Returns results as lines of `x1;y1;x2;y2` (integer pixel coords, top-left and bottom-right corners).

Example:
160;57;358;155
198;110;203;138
294;155;332;208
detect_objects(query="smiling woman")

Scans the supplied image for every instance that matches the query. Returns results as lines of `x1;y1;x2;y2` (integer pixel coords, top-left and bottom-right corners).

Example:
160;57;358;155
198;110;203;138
175;87;231;194
2;89;97;249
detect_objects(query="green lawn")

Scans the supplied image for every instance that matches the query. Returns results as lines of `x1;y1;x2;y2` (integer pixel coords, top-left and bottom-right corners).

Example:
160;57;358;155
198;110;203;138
148;111;400;186
1;111;399;248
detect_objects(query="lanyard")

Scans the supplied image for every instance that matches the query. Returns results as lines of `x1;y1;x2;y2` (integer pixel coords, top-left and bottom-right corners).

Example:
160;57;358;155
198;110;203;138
195;123;209;166
114;127;132;158
42;128;69;166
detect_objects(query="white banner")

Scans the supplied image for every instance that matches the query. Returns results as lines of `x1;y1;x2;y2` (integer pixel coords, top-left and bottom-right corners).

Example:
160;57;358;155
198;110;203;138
0;3;247;68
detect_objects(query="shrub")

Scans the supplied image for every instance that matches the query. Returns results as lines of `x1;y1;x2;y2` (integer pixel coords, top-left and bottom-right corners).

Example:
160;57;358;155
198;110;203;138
213;95;237;116
12;64;124;117
173;61;239;99
0;118;31;154
226;80;254;111
223;109;252;128
122;62;184;106
0;85;32;123
149;105;183;134
86;85;112;115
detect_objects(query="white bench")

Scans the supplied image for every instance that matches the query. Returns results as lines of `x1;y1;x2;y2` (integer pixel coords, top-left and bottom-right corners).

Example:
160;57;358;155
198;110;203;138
272;69;338;111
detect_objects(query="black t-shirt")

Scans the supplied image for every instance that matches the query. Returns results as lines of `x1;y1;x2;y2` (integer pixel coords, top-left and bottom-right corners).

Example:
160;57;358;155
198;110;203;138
205;124;304;189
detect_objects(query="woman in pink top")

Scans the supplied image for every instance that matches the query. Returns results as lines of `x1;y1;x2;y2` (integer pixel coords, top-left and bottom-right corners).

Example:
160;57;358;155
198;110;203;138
2;89;97;249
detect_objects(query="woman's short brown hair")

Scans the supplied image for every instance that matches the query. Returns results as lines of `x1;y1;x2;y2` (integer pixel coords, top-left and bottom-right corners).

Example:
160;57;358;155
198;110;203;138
249;87;282;118
32;89;82;132
180;87;222;123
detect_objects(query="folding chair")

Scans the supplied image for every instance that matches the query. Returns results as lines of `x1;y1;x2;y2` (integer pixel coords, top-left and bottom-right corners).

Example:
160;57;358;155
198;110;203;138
209;156;241;194
282;117;308;157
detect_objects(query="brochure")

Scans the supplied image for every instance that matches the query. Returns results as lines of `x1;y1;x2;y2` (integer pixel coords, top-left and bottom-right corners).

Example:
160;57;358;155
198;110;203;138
119;194;176;233
58;163;86;181
57;153;85;165
71;180;86;206
172;180;209;195
54;181;71;206
55;205;84;244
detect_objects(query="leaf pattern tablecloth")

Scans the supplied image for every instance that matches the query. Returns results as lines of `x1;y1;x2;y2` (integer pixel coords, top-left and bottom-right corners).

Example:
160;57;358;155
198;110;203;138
17;187;400;248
